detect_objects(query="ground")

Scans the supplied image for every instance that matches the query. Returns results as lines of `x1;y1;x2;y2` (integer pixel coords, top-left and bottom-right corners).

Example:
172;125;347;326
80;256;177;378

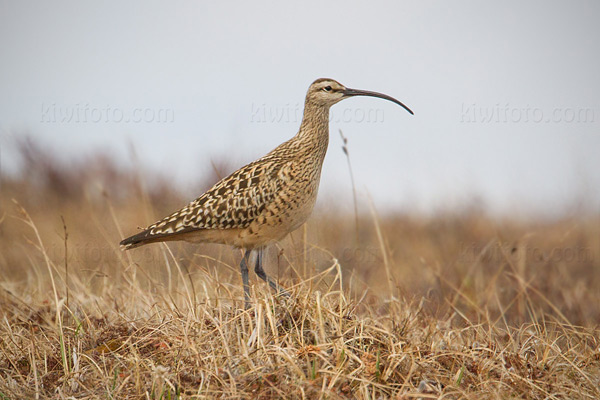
0;144;599;399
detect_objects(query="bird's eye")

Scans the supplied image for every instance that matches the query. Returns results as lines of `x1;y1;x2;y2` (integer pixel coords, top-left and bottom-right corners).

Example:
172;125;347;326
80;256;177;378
323;86;332;92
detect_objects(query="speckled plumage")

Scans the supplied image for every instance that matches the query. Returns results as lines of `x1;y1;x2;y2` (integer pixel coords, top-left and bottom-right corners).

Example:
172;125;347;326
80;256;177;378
120;78;412;305
121;82;331;251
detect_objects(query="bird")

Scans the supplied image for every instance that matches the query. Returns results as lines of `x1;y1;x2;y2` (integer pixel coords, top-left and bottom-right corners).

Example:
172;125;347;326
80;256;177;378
120;78;413;307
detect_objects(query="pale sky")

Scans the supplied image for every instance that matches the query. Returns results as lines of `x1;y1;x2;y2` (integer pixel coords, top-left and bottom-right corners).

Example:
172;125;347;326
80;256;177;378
1;1;599;217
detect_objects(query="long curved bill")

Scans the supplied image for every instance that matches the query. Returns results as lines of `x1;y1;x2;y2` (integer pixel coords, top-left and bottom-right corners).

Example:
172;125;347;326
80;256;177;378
342;88;414;115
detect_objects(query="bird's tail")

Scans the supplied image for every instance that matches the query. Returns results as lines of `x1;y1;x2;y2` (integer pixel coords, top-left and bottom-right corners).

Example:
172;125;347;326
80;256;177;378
120;227;198;250
119;230;153;250
120;229;177;250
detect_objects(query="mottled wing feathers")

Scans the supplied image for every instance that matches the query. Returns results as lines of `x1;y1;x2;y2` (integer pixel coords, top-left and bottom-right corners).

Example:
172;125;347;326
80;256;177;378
120;155;287;249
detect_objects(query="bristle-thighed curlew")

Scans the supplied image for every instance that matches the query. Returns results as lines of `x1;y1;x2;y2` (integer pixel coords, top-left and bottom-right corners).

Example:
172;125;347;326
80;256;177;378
120;78;413;307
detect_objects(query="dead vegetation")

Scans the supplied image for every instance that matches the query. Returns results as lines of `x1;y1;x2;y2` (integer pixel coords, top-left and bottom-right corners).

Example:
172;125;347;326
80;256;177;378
0;141;599;399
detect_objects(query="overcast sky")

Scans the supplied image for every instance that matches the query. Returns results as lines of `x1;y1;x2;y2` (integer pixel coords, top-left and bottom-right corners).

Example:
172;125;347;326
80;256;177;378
1;1;599;217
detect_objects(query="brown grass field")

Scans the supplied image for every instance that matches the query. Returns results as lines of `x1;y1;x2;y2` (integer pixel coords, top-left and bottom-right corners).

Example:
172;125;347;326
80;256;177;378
1;143;599;399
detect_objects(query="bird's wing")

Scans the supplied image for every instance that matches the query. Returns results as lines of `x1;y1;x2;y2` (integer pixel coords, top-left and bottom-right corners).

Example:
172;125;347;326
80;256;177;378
120;155;290;249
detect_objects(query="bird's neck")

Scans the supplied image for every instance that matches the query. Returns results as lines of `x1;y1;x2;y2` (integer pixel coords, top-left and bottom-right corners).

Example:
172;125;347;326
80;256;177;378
295;100;330;157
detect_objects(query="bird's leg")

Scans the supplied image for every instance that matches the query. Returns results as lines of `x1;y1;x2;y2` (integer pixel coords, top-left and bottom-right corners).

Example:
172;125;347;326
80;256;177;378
240;249;252;308
254;248;289;297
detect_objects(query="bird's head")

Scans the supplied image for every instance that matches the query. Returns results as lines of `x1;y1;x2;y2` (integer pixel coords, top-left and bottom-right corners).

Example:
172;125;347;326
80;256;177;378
305;78;413;115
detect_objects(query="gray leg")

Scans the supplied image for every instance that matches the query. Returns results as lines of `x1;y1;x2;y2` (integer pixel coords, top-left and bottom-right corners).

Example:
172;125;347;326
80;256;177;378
240;250;251;308
254;248;289;297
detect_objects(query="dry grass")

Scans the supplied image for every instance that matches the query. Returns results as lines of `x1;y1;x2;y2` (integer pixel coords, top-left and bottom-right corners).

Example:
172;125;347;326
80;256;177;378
0;142;599;399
